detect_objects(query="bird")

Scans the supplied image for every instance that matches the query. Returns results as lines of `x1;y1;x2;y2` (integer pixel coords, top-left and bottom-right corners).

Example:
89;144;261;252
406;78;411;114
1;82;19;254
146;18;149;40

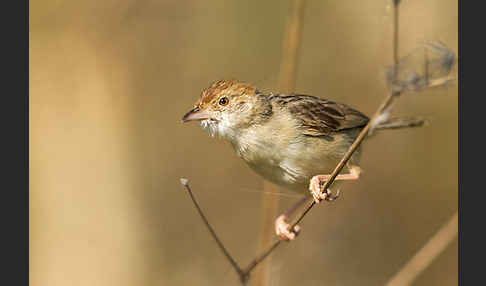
182;79;424;240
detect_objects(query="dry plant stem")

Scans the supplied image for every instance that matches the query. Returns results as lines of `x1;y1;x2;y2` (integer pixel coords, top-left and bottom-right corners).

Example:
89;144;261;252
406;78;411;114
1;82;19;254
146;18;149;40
394;1;399;66
244;240;282;276
385;211;458;286
278;0;306;93
180;178;282;285
245;197;309;276
179;179;246;283
255;0;306;285
254;188;278;285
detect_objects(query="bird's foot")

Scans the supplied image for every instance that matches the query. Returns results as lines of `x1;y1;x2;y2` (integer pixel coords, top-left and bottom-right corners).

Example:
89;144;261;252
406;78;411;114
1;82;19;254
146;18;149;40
275;215;301;241
309;175;341;204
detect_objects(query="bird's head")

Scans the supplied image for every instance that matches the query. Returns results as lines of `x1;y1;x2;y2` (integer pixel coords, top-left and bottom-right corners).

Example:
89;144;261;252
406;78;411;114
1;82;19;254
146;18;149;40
182;80;272;139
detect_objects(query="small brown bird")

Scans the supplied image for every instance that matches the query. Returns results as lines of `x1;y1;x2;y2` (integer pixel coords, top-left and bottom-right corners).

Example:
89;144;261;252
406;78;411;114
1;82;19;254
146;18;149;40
182;79;423;240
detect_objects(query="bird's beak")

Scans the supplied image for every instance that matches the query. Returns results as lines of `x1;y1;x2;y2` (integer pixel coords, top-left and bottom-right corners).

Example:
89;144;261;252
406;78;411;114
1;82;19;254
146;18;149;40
181;107;211;123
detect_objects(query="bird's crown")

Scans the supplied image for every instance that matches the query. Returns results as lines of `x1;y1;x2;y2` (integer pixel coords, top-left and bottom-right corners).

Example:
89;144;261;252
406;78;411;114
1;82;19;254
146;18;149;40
196;79;257;107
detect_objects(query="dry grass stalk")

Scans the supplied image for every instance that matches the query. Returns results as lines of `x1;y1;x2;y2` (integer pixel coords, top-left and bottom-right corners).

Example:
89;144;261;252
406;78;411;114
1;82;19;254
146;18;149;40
255;1;306;286
385;212;458;286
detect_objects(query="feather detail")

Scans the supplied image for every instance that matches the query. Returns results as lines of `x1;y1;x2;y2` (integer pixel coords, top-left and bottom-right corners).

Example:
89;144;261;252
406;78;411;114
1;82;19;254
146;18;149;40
269;94;369;136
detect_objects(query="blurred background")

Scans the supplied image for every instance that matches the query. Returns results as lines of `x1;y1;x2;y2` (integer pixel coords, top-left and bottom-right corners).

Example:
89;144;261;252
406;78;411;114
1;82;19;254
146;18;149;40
30;0;457;285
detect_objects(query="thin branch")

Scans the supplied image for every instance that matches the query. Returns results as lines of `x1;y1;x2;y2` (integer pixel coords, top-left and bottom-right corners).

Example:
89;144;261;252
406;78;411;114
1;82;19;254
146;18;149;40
244;240;283;276
385;211;458;286
393;0;400;67
256;184;280;285
179;178;247;283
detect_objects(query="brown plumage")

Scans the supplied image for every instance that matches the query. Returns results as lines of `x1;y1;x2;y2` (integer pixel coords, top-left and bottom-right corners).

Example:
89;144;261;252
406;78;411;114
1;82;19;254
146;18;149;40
268;93;369;136
197;79;256;107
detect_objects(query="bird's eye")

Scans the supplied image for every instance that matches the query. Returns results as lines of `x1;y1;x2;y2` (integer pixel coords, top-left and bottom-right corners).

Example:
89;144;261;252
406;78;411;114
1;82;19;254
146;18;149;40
219;97;229;106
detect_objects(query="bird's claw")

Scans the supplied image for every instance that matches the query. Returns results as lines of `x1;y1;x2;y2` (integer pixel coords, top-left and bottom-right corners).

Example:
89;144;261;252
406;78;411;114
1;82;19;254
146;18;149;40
324;188;340;201
275;215;301;241
309;175;341;203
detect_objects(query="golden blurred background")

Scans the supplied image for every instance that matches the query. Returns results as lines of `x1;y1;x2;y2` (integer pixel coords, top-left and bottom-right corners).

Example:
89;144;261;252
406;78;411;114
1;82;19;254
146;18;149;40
30;0;457;285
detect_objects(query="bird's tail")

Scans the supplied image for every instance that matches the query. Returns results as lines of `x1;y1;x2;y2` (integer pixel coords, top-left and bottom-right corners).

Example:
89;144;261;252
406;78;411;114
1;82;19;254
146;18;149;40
372;116;427;131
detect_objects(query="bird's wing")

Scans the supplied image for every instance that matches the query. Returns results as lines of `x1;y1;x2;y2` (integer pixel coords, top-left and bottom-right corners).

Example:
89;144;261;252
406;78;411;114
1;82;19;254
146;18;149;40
269;94;369;137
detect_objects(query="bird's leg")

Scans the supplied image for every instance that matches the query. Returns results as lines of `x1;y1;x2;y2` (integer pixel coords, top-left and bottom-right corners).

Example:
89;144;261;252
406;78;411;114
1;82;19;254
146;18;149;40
309;166;361;203
275;166;362;240
275;196;309;241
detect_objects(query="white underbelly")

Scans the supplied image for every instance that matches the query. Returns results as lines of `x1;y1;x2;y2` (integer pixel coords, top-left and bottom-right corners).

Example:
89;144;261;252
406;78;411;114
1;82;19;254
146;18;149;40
231;127;360;193
244;150;341;193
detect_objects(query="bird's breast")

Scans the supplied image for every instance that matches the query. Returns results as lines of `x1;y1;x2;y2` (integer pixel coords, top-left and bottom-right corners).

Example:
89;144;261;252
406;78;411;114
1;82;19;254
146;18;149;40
230;128;354;193
231;134;314;192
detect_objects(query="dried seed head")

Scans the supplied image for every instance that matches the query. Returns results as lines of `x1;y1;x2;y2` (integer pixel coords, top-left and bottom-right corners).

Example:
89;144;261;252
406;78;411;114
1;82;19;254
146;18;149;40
180;178;189;186
386;41;456;92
